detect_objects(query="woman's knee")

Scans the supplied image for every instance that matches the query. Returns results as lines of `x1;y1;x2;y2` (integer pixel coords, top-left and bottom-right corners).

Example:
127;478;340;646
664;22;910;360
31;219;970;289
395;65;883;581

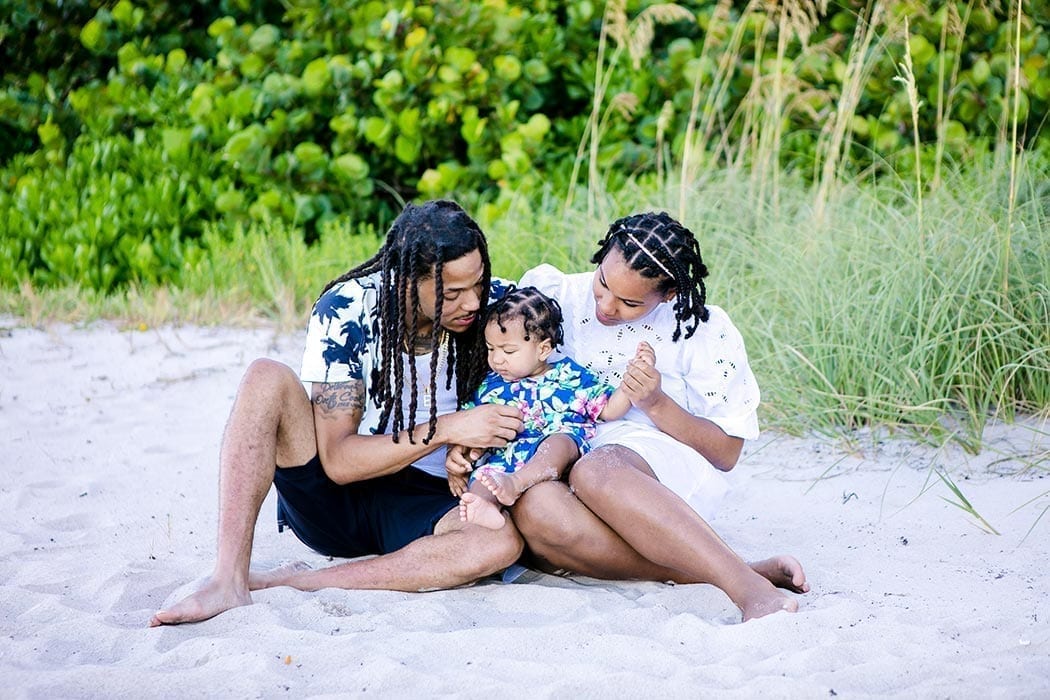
569;447;645;501
511;482;576;546
566;452;611;498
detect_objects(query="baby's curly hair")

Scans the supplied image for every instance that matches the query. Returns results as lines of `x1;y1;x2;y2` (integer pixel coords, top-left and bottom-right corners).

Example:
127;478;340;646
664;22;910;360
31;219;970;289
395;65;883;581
484;286;564;348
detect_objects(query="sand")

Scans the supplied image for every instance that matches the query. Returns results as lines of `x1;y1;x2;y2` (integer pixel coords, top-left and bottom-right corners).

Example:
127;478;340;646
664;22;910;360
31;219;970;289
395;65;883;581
1;319;1047;698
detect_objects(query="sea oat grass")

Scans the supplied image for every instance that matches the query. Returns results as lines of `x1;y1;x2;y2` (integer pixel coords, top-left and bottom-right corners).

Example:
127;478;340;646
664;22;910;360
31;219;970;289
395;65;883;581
2;159;1045;449
735;164;1046;448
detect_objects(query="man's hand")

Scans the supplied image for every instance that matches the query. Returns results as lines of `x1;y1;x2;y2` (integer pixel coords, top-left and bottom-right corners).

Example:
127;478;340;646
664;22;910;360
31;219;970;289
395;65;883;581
441;403;523;448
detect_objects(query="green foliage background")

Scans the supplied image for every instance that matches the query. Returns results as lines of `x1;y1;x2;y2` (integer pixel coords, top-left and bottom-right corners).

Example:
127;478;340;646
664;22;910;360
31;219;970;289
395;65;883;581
2;0;1049;291
1;1;1047;446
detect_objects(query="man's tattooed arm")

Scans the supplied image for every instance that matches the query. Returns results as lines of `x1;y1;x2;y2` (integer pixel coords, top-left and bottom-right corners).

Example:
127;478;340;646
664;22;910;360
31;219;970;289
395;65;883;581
311;380;365;420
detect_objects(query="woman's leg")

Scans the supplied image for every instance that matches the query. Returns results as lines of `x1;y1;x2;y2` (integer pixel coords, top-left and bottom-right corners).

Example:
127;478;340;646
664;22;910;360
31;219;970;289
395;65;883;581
513;480;807;591
512;480;684;580
512;446;807;620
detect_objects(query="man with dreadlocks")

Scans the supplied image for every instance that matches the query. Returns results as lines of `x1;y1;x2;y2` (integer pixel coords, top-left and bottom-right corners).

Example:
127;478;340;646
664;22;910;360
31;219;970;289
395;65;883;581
513;211;810;622
150;200;524;627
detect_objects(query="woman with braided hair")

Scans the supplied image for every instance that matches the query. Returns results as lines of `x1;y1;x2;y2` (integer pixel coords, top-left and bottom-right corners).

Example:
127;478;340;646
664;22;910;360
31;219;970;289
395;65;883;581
515;211;810;621
151;200;525;627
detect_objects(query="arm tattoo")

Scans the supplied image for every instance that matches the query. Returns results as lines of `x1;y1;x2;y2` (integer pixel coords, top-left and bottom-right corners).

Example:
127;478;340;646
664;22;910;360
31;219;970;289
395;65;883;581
312;381;365;418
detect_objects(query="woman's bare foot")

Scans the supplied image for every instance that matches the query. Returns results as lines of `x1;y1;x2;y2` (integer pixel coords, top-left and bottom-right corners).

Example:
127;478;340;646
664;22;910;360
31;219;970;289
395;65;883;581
248;561;313;591
459;492;507;529
148;576;252;627
740;588;799;621
735;577;800;622
477;467;521;506
749;555;809;594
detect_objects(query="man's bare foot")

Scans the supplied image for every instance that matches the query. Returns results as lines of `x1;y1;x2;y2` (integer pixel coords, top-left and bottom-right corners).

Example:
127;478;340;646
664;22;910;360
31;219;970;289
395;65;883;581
749;555;810;594
477;467;521;507
248;561;313;591
148;576;252;627
459;492;507;529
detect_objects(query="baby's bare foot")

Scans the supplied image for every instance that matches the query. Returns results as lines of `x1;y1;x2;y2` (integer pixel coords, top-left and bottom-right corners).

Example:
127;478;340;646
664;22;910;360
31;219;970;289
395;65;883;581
460;492;507;529
750;555;810;594
477;468;520;506
148;576;251;627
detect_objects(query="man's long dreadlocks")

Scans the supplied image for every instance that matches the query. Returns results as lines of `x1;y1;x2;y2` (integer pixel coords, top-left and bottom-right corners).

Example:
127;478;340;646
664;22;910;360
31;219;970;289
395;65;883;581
318;200;492;444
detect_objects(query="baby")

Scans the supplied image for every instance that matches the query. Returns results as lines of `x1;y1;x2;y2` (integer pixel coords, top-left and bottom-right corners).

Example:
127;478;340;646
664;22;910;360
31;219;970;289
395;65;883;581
447;286;649;529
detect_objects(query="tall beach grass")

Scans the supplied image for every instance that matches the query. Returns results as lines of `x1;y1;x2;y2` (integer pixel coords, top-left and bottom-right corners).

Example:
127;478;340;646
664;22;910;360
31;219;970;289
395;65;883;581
2;0;1047;452
564;0;1049;450
4;160;1044;451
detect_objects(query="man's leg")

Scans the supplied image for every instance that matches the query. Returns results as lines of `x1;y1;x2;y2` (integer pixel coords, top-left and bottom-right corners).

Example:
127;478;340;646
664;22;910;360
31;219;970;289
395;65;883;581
149;359;317;626
249;507;523;592
512;448;807;620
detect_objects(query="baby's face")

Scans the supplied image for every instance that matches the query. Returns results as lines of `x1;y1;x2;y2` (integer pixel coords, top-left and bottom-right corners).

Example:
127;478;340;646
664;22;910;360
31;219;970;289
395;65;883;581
484;317;552;382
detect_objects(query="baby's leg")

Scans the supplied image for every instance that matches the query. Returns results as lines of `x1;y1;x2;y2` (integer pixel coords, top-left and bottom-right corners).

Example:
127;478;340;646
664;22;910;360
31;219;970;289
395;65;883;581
459;481;506;530
479;434;579;507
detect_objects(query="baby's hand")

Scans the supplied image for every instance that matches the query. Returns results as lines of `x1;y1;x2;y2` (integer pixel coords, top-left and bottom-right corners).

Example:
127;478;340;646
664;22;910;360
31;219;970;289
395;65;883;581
448;472;468;497
446;444;474;474
446;445;474;496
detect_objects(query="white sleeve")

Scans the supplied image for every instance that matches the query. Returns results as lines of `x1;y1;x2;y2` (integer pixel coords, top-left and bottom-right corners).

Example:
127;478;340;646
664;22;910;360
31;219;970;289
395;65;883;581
684;309;760;440
519;264;566;298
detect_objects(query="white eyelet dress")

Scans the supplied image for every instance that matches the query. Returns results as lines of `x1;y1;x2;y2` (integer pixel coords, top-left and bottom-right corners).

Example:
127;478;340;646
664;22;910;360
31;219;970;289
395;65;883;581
520;264;761;521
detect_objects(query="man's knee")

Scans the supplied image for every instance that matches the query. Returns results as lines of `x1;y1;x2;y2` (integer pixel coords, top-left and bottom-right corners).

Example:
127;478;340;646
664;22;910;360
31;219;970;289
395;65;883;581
242;358;300;400
463;523;523;578
245;357;296;384
496;524;525;566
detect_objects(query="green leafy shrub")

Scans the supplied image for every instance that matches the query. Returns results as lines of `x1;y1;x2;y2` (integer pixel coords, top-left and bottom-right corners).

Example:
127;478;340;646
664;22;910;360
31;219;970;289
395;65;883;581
1;0;1048;292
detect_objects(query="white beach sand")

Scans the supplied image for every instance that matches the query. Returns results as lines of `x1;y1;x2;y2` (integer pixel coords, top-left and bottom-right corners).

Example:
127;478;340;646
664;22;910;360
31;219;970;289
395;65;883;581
1;320;1047;698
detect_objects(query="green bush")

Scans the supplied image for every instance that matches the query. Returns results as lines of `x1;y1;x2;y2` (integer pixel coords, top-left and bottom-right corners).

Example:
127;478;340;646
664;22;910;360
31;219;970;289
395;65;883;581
2;0;1048;292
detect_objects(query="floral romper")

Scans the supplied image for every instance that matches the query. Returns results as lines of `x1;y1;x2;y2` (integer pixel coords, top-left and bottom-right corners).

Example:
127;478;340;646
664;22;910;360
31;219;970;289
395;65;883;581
464;357;614;474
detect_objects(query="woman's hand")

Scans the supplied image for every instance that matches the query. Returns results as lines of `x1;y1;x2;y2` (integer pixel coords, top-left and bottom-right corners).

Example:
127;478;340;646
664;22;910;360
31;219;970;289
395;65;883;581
620;341;666;412
619;342;743;471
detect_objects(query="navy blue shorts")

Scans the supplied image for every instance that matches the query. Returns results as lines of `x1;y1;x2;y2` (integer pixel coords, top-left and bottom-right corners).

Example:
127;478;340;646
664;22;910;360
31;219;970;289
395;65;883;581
273;455;458;558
